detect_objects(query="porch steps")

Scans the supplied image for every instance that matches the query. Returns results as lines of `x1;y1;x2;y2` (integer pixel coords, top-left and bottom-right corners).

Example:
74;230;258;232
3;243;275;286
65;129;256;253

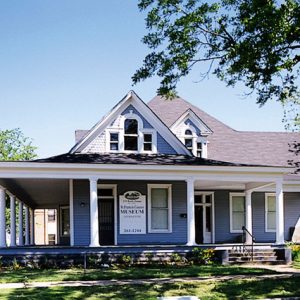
227;249;285;265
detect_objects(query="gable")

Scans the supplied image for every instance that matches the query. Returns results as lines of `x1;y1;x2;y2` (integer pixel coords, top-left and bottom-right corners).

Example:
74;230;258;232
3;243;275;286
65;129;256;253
70;91;191;156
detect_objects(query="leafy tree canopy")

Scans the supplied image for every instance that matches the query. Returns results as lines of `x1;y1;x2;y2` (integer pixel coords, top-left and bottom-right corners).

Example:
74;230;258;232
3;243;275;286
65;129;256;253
133;0;300;129
0;128;37;161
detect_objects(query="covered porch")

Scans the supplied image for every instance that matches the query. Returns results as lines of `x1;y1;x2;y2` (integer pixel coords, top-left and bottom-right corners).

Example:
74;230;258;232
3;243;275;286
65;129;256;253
0;158;292;250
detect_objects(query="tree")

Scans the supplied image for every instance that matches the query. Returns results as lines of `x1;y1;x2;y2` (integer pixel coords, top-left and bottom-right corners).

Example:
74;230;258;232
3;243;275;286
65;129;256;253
0;128;37;234
133;0;300;128
0;128;37;161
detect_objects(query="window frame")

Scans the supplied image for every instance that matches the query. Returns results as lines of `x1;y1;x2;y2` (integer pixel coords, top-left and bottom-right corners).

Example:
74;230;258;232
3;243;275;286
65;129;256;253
229;193;245;233
59;206;70;237
109;132;119;151
124;118;139;151
147;184;172;233
143;133;153;152
265;193;276;233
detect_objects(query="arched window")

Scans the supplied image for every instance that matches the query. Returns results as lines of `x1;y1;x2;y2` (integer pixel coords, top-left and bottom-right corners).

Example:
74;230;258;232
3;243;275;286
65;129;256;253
184;128;193;153
185;129;192;135
124;119;138;151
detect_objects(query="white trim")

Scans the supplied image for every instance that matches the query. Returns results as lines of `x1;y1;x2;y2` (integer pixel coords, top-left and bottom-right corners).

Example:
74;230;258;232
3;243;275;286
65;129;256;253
147;184;172;233
97;184;118;246
59;205;70;238
69;179;74;246
265;192;276;233
18;201;24;246
194;191;215;244
24;206;30;246
229;192;246;233
186;178;195;245
89;178;100;247
0;188;6;247
10;195;16;247
71;91;191;155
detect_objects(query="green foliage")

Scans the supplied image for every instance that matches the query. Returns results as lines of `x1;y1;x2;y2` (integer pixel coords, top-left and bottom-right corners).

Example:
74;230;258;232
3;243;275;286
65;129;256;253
0;128;37;161
134;0;300;128
288;243;300;261
117;254;133;266
11;258;21;271
190;247;215;264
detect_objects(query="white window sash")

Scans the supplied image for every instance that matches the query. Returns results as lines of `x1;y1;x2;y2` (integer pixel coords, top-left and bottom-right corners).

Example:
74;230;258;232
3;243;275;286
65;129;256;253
229;193;245;233
265;193;276;232
147;184;172;233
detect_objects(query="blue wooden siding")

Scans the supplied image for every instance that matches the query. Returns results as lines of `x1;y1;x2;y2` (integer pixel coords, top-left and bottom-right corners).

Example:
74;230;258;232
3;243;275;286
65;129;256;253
116;180;187;245
73;180;90;246
73;180;187;246
121;104;153;129
284;193;300;241
121;104;179;155
73;180;300;246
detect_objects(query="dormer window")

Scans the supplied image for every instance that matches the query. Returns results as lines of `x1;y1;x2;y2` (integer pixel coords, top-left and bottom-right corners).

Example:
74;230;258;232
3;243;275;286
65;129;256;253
143;133;152;151
184;129;193;153
196;142;202;158
110;133;119;151
124;119;138;151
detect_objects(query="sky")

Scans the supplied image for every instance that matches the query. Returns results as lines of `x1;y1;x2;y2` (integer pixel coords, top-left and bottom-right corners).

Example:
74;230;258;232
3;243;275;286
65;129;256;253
0;0;287;158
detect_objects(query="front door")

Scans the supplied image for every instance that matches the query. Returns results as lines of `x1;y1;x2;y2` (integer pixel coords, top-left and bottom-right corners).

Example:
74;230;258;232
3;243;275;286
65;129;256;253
98;187;115;245
195;192;214;244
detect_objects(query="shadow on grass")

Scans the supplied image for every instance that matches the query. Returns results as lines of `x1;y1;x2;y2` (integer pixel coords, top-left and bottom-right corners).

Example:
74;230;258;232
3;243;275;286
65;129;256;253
0;264;276;284
2;277;300;300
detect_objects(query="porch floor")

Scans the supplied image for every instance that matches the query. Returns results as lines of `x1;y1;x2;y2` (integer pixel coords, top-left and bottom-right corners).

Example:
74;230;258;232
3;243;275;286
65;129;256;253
0;243;280;255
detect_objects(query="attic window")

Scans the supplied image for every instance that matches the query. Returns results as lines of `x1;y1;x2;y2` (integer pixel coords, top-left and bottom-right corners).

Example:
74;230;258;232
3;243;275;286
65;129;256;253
124;119;138;151
196;142;202;158
110;133;119;151
143;133;152;151
185;129;192;135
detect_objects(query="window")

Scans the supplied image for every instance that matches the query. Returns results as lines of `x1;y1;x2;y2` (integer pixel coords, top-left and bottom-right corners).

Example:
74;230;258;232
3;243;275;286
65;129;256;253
124;119;138;151
143;133;152;151
60;206;70;237
47;209;56;222
185;129;192;135
110;133;119;151
196;142;202;158
48;234;56;245
148;184;172;232
185;138;193;153
265;193;276;232
230;193;245;233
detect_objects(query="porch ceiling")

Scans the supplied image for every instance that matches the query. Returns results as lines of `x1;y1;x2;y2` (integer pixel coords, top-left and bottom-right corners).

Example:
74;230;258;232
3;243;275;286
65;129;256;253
0;178;69;209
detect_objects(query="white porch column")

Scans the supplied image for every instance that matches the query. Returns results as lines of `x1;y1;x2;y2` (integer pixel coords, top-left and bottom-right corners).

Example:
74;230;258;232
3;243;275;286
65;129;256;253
25;206;30;246
18;201;24;246
186;178;195;246
30;209;34;245
0;188;6;247
89;178;99;247
10;195;16;247
69;179;74;246
245;190;253;244
276;179;285;244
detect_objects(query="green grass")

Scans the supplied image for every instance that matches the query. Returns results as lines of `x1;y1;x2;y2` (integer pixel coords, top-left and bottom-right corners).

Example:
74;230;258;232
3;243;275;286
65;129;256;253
0;264;275;284
1;277;300;299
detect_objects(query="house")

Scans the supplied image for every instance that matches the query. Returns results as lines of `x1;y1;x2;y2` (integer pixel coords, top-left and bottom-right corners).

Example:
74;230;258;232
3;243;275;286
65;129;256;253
0;91;299;257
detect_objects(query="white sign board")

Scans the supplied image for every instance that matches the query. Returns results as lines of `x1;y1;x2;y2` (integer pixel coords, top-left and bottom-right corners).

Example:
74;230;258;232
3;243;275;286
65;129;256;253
119;191;146;234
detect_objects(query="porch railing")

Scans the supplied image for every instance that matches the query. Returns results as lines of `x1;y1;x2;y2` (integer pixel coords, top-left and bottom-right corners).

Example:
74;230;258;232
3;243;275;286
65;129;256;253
242;226;255;261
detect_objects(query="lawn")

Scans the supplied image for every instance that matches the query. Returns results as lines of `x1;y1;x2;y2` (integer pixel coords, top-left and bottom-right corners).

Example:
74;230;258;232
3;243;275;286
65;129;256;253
0;264;275;283
1;277;300;299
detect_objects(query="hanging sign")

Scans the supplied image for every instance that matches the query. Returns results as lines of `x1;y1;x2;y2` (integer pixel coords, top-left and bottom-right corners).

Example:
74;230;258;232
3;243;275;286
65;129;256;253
119;191;146;234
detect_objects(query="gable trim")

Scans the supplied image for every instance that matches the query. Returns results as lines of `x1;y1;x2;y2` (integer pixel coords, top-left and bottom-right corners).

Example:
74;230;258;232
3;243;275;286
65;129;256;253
70;91;191;156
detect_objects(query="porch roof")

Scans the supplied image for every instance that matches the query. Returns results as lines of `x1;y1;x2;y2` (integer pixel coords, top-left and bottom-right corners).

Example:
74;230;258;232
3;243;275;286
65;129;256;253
33;153;280;168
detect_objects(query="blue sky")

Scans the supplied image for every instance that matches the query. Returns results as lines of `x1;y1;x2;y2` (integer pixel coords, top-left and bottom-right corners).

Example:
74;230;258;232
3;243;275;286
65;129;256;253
0;0;286;158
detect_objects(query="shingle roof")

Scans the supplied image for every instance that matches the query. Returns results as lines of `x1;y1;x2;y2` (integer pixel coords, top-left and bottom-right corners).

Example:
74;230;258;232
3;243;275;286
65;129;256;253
34;153;271;167
148;96;300;168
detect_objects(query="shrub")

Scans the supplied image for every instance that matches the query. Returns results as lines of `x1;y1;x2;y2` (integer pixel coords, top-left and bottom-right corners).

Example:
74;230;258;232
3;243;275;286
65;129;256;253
118;254;133;266
189;248;215;265
11;258;21;270
289;243;300;261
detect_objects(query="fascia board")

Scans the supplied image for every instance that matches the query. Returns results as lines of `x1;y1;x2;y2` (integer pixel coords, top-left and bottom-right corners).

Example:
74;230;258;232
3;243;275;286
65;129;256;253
130;93;191;156
0;161;291;174
70;91;133;153
71;90;191;156
170;109;213;134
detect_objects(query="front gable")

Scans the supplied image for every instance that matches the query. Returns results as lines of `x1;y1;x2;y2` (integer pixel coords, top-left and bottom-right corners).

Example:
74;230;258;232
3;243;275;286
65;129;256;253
170;109;213;158
70;91;191;156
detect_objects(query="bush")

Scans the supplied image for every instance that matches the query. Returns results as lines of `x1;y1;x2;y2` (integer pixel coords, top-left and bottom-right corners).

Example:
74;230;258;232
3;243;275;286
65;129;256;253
289;243;300;261
189;248;215;265
117;254;133;266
